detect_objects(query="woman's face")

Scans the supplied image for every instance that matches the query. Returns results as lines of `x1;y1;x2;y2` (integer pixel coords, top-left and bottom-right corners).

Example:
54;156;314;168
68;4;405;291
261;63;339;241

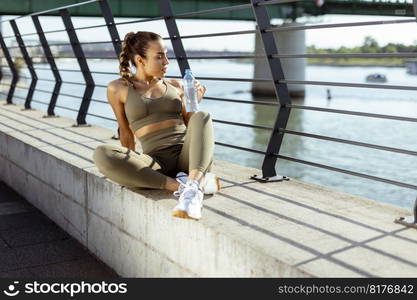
137;39;169;78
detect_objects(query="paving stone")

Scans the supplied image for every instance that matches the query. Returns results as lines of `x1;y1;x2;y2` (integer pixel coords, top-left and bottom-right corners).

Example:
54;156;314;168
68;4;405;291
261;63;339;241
0;211;54;231
25;257;119;278
0;223;70;247
0;236;9;252
0;202;34;216
0;182;25;203
0;267;33;278
0;239;89;272
0;181;119;277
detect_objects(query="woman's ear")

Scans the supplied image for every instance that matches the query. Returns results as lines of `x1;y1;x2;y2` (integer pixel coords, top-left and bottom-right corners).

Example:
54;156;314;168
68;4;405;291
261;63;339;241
134;54;145;66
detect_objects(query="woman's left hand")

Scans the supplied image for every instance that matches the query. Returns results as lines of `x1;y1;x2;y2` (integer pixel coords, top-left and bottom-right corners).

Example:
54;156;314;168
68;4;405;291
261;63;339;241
194;80;207;103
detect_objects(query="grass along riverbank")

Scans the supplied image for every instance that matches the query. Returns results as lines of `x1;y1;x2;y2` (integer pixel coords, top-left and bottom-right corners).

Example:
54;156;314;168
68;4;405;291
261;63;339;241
307;57;405;67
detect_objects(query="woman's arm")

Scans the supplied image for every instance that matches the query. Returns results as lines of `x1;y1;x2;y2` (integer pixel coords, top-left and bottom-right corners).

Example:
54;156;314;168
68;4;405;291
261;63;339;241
107;81;136;150
168;78;206;127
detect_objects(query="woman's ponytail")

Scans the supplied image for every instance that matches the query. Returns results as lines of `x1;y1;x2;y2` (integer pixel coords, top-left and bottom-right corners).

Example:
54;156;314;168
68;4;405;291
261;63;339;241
119;32;135;88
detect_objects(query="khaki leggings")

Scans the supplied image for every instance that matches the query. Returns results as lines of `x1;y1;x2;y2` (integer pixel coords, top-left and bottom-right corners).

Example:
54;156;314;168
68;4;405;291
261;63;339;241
93;111;214;190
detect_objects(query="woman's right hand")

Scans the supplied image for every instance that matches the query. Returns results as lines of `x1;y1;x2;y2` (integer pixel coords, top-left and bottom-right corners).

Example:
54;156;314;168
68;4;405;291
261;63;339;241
119;127;135;151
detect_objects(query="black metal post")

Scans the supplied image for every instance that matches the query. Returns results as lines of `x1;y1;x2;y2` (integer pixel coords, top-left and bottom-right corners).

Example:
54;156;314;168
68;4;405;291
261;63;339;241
413;0;417;18
10;20;38;110
0;15;2;84
60;8;95;126
32;15;62;117
158;0;190;77
0;31;18;105
250;0;291;183
99;0;122;57
395;197;417;229
99;0;122;139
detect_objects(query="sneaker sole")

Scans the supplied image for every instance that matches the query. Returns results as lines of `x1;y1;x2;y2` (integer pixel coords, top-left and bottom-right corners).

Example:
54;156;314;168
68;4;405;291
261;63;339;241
215;176;221;192
172;209;200;221
204;174;221;195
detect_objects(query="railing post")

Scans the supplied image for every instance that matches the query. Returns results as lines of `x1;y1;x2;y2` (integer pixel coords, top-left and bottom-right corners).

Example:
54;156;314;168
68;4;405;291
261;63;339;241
395;197;417;229
0;32;18;105
98;0;122;139
32;15;62;117
10;20;38;110
413;0;417;18
0;15;2;84
60;8;94;126
158;0;190;76
250;0;291;183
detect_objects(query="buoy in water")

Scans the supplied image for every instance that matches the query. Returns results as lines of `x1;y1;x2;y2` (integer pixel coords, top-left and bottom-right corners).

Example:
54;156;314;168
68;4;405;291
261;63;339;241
326;89;332;100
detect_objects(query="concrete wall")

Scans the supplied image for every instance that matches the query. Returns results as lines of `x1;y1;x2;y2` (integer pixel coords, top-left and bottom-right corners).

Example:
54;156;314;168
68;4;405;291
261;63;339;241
1;100;417;278
0;103;311;277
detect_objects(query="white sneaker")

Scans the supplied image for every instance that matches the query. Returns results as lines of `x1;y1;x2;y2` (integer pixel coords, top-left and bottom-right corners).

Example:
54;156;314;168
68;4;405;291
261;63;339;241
172;172;189;198
203;172;221;195
174;172;221;196
172;180;204;220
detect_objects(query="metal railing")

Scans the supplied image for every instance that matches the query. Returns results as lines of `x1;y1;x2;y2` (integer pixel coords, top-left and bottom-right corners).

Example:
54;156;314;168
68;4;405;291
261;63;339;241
0;0;416;221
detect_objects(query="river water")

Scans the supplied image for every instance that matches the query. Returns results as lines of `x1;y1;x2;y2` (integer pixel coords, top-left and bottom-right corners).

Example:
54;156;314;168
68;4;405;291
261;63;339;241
10;59;417;209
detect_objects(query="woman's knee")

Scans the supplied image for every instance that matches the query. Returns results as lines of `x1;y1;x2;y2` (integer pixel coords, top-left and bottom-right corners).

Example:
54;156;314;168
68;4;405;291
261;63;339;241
189;111;211;123
93;144;121;169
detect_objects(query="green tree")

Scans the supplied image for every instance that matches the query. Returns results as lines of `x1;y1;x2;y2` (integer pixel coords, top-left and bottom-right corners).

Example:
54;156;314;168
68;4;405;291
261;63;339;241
362;36;379;53
383;43;397;53
363;36;379;48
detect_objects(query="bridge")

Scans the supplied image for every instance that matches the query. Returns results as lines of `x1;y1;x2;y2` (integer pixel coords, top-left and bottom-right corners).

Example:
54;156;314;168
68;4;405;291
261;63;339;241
0;0;417;278
0;0;415;19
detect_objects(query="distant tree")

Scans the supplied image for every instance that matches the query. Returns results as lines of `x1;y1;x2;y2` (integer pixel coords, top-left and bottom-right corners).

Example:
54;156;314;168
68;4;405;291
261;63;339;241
363;36;379;48
362;36;379;53
336;46;350;54
382;43;398;53
307;39;416;56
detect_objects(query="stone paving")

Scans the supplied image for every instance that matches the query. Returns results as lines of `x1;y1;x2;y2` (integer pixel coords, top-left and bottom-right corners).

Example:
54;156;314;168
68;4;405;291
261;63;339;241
0;181;119;278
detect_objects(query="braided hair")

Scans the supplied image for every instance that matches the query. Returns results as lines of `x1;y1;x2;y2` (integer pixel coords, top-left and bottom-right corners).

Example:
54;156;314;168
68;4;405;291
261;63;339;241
119;31;162;87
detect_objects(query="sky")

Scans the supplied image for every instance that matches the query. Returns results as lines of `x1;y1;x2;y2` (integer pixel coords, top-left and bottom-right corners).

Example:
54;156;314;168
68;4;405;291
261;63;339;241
1;13;416;51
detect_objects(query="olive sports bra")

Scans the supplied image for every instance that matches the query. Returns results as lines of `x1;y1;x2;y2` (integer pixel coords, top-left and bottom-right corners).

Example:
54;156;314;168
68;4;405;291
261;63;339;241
125;79;184;133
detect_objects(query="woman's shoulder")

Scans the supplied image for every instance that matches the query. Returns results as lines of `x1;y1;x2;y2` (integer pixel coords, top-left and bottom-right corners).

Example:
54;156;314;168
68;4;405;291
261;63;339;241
165;78;183;90
109;78;132;90
165;79;184;99
107;78;131;104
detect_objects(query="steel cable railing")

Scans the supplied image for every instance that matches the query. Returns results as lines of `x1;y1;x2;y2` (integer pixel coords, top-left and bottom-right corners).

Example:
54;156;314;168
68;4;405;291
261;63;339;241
11;95;114;121
286;104;417;123
6;40;113;49
280;128;417;156
0;0;415;215
266;17;417;33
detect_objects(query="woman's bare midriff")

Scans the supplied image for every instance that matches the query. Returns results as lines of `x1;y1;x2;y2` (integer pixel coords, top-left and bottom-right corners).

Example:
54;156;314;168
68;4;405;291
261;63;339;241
133;118;184;139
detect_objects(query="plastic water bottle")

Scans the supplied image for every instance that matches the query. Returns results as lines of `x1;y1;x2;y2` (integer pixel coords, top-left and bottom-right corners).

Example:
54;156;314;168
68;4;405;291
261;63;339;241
183;69;199;112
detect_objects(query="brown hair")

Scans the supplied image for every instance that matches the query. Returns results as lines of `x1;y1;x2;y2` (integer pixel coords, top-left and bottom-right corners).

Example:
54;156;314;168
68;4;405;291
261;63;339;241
119;31;162;87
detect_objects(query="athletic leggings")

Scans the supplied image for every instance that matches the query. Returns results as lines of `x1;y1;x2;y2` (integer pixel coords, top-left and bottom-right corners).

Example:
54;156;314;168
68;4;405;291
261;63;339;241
92;111;214;190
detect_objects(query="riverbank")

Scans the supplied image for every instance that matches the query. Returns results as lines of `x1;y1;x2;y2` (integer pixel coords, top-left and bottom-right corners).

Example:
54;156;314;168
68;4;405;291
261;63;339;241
307;58;405;67
221;57;406;67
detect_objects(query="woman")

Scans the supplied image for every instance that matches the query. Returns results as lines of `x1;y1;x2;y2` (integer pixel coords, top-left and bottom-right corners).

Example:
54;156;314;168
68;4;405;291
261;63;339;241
93;31;221;221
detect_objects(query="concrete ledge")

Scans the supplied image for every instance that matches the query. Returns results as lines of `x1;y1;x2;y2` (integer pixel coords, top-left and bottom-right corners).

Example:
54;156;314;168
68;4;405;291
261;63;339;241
1;99;417;277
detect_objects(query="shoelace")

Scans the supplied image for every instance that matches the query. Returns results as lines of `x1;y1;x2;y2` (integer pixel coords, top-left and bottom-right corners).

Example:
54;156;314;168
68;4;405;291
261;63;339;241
175;182;201;205
173;179;204;198
182;185;200;205
173;183;187;197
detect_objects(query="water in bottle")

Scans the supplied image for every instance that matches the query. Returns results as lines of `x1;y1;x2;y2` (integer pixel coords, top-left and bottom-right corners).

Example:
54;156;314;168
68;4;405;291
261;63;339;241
183;69;199;112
